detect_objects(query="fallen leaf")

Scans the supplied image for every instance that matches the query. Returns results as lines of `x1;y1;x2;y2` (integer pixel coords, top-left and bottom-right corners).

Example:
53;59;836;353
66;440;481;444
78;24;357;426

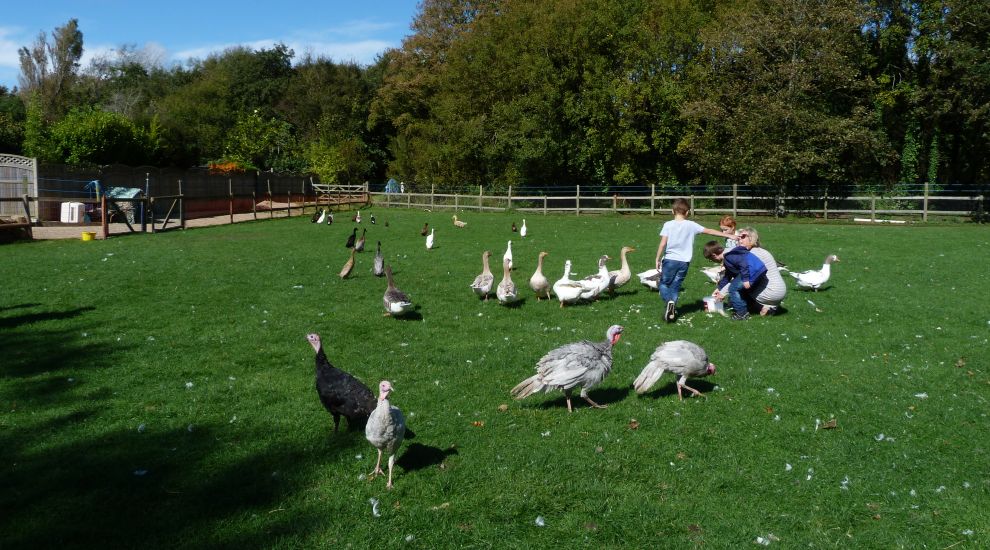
471;421;485;428
822;419;837;430
497;404;509;412
872;514;881;520
688;524;702;533
595;446;604;453
955;357;966;368
628;418;640;430
676;452;688;460
764;406;774;414
431;502;450;510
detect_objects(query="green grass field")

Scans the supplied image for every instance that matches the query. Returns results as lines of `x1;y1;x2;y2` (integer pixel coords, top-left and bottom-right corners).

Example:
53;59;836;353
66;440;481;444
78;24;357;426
1;209;987;548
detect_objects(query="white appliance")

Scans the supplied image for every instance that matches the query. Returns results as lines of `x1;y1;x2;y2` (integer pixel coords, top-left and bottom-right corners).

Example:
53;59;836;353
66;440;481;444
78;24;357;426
60;202;85;223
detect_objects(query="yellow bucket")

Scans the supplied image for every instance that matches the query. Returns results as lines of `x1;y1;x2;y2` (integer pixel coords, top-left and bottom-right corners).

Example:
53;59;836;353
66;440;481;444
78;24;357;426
81;231;96;241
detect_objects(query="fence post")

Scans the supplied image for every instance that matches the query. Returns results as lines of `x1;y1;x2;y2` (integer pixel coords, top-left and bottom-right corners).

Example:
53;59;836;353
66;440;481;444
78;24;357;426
287;189;292;217
690;195;695;215
150;196;156;233
268;180;274;219
479;185;483;211
870;195;876;221
507;185;512;212
179;179;185;229
229;178;234;224
431;184;435;210
454;193;459;211
923;181;929;222
20;194;31;223
650;184;655;216
612;193;617;213
823;190;829;221
576;185;581;216
732;184;738;217
543;195;547;216
252;191;257;220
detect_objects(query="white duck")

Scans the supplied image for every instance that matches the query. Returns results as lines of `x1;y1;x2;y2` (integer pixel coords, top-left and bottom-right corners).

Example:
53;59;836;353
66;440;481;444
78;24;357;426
355;210;362;223
383;265;413;316
782;254;839;291
552;260;584;308
425;228;435;249
470;250;494;300
315;209;327;224
607;246;636;295
578;255;611;300
637;267;662;290
528;251;551;300
503;240;513;269
520;219;528;238
496;258;518;304
365;380;406;489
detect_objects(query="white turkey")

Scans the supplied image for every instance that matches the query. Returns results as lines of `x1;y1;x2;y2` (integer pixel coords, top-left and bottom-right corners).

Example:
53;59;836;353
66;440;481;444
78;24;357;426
510;324;624;412
781;254;839;291
470;250;494;300
365;380;406;489
633;340;717;401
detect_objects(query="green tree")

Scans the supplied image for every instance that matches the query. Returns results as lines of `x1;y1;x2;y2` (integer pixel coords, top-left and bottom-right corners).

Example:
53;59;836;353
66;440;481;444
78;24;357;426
222;110;295;171
679;0;894;198
45;107;158;165
0;86;26;154
17;18;84;121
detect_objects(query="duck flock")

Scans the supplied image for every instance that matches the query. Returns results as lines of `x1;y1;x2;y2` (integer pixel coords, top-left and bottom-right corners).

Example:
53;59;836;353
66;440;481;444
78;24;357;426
309;207;840;488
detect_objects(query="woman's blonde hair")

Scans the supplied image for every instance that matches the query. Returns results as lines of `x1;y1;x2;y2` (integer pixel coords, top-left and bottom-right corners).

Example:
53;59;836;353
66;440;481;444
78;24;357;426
740;226;760;247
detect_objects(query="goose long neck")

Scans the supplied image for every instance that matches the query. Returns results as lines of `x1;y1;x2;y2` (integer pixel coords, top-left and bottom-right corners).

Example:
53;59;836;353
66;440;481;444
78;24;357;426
482;253;491;274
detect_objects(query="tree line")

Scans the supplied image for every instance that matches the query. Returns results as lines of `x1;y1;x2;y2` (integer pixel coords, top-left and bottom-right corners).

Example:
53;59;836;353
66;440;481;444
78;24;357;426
1;0;987;195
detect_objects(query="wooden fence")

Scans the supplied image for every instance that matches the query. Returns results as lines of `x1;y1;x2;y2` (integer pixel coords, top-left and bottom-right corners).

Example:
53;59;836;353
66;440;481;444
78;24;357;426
371;184;986;222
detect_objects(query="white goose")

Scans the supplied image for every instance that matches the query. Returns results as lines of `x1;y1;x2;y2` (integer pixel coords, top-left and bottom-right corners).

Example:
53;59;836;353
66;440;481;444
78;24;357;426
503;240;513;269
470;250;494;300
578;255;611;300
700;265;724;284
552;260;584;308
496;258;519;304
519;219;528;238
782;254;839;291
607;246;635;295
637;267;662;290
452;214;467;228
425;228;435;249
529;251;551;300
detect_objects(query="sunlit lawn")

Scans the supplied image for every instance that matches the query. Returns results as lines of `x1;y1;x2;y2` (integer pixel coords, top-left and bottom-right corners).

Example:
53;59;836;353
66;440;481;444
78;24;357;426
1;209;988;548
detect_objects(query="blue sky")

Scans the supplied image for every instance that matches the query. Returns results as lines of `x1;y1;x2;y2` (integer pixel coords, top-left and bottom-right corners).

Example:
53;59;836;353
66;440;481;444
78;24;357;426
0;1;421;90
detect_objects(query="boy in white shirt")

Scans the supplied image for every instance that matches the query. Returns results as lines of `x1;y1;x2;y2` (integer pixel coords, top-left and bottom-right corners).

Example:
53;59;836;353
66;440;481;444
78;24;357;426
655;198;736;322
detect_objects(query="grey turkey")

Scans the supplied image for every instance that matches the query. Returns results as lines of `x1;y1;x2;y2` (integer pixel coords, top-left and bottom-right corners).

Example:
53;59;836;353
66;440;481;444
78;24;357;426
365;380;407;489
510;324;623;412
632;340;717;400
307;333;376;432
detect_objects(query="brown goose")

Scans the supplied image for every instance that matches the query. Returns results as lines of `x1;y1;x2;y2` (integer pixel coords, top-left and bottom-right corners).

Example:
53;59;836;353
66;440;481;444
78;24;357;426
510;325;624;412
383;265;413;316
470;250;494;300
607;246;636;296
528;251;551;300
354;228;367;252
496;258;518;304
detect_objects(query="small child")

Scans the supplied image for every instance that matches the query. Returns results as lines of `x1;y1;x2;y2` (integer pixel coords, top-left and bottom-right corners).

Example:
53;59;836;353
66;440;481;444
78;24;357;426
655;198;736;322
702;235;768;320
719;215;740;249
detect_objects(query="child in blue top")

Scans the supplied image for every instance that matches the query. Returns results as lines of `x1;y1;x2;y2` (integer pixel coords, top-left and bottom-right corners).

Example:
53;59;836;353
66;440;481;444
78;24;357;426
655;198;736;322
702;234;768;320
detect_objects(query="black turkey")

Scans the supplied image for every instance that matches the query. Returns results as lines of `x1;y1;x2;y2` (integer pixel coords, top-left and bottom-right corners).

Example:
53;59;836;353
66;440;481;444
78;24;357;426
307;333;375;432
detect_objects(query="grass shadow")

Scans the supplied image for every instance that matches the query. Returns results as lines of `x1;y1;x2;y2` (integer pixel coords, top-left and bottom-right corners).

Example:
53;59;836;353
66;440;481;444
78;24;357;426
635;379;717;400
397;442;458;472
0;306;96;329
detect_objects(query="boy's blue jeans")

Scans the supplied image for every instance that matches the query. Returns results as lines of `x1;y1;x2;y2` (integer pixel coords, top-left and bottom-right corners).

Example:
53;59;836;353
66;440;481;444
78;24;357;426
659;259;689;304
727;277;749;314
